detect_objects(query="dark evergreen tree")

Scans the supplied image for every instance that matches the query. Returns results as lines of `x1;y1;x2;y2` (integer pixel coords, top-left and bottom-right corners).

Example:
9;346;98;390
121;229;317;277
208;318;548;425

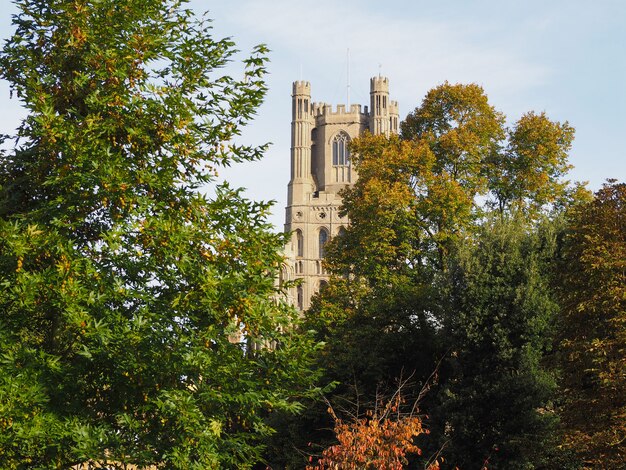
438;216;560;469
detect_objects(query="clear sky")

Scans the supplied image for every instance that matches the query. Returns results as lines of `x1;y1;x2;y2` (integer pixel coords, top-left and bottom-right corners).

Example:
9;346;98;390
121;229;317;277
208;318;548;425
1;0;625;230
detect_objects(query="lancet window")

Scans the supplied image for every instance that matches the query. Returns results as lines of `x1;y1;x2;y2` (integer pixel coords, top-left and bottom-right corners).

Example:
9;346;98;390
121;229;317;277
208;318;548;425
319;228;329;258
297;285;303;310
295;229;303;257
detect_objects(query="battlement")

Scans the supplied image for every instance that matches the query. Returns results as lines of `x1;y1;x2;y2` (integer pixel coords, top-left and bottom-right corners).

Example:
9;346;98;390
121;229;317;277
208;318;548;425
292;81;311;95
370;76;389;93
311;102;367;117
389;100;399;114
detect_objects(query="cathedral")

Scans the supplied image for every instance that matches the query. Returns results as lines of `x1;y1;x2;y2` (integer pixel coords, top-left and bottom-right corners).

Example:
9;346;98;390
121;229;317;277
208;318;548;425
283;77;399;310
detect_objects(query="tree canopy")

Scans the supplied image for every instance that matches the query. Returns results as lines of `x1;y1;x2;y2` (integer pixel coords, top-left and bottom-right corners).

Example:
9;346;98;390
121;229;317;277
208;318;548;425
438;216;560;468
296;82;584;469
0;0;317;468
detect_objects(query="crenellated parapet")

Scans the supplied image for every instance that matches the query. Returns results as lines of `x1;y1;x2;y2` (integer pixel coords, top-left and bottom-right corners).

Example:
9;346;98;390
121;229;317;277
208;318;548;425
312;102;367;116
292;80;311;95
370;75;390;93
310;103;369;128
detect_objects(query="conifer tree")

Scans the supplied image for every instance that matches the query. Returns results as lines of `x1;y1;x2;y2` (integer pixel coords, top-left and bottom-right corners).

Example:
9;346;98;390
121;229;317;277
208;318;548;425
439;216;560;469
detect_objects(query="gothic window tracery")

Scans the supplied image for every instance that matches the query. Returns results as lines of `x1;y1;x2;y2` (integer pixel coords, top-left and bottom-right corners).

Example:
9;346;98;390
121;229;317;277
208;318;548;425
332;132;350;166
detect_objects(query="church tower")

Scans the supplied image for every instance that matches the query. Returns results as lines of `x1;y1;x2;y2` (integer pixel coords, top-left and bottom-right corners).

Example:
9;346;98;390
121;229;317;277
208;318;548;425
284;76;398;310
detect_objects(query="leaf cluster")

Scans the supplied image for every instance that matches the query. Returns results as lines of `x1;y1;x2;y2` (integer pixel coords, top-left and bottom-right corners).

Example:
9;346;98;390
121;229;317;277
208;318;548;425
307;389;436;470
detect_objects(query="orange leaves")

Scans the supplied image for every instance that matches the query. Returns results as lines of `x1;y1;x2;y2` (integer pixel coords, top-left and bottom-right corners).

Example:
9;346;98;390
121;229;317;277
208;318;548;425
307;393;438;470
69;26;87;46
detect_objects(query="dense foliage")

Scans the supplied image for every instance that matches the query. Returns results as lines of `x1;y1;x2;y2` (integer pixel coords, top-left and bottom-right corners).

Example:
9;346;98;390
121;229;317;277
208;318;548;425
0;1;317;468
555;180;626;467
1;2;622;467
288;83;594;469
439;216;560;468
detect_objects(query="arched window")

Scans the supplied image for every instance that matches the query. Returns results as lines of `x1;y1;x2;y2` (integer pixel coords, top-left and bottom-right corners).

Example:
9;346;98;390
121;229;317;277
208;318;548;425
332;132;350;166
319;280;328;291
297;285;303;310
295;229;303;257
319;228;329;258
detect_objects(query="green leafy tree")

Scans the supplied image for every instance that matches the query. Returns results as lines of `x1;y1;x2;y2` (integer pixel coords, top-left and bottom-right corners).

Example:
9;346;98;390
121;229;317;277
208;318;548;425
402;83;578;221
400;83;506;257
438;216;560;469
268;133;443;466
0;0;317;468
400;82;505;201
555;180;626;467
487;111;575;215
307;134;443;400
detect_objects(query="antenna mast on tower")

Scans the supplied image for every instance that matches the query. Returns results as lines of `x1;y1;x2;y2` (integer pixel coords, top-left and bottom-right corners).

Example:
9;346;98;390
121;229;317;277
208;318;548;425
346;48;351;107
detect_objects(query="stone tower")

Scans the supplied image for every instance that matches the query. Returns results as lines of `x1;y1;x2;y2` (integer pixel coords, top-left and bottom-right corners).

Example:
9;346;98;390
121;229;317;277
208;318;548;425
283;77;399;310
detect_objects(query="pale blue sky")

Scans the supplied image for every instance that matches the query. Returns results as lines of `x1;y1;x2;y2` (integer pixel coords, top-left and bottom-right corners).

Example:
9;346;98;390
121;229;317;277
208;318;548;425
1;1;624;230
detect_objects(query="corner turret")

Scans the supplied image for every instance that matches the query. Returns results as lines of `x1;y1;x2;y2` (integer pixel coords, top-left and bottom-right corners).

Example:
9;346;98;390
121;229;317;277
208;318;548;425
288;81;315;205
369;76;393;136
